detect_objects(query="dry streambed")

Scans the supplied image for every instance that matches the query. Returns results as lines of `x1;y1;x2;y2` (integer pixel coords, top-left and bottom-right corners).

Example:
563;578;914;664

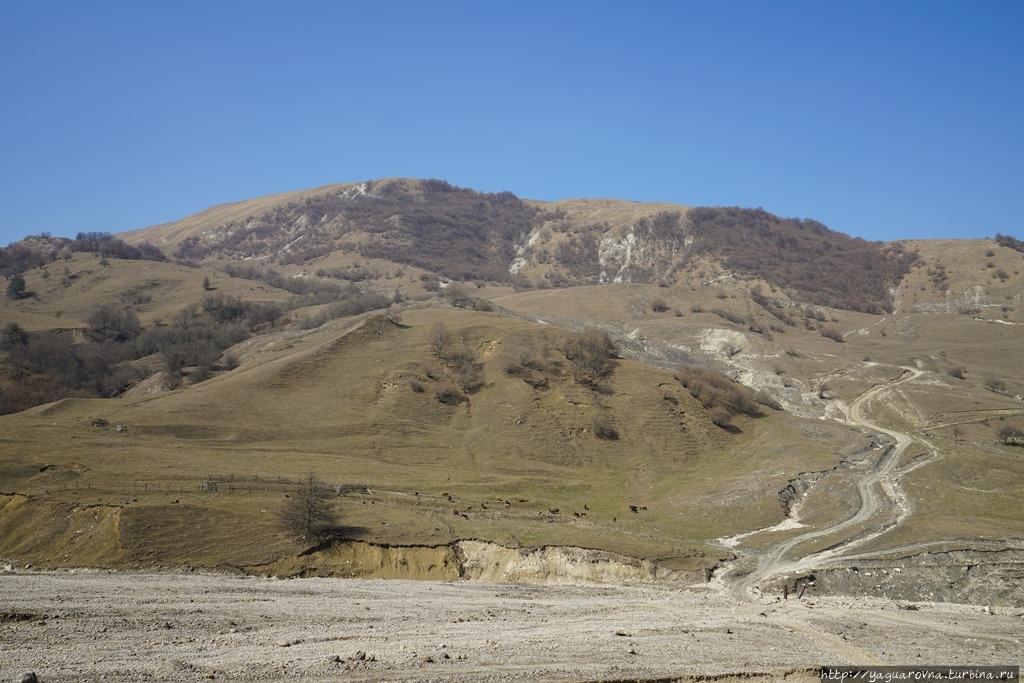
2;570;1021;682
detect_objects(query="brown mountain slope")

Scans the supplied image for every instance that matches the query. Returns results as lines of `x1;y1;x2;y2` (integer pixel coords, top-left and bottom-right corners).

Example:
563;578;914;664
115;178;915;313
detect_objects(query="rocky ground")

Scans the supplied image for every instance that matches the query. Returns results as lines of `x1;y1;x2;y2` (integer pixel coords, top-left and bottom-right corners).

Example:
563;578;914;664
2;570;1021;682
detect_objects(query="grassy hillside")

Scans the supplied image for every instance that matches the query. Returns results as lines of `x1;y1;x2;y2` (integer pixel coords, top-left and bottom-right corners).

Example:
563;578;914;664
0;303;851;573
1;181;1022;581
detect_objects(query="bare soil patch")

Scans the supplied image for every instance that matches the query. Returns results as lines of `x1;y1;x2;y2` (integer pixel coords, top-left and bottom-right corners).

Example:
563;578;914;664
2;570;1020;682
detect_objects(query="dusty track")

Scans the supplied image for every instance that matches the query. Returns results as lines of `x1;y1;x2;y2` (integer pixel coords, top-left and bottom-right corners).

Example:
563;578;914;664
726;369;934;598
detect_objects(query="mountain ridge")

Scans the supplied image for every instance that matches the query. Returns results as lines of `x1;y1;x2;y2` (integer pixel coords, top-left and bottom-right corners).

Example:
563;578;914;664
1;178;1022;601
116;177;915;314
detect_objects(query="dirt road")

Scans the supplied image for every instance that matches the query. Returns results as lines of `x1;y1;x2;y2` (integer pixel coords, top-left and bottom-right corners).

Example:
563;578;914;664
2;569;1020;682
728;369;931;599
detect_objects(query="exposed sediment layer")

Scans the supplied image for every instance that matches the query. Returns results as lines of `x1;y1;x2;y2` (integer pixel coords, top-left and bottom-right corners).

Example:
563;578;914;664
250;539;703;584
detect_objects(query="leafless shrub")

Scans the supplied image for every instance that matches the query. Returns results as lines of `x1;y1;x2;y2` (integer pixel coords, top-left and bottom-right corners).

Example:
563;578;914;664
435;385;466;405
594;421;620;440
820;327;844;342
997;424;1024;446
677;364;764;421
984;377;1007;393
755;391;783;411
709;406;734;429
564;328;617;385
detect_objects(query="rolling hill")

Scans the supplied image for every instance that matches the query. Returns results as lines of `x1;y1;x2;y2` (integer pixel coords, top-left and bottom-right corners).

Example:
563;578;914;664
2;179;1022;604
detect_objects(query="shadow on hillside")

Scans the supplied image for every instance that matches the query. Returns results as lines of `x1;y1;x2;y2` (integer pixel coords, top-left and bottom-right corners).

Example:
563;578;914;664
327;523;372;540
298;525;373;555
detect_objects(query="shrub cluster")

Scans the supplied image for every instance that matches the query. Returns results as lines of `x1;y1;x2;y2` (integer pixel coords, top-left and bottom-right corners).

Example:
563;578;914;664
222;264;394;316
564;328;617;385
0;234;165;282
995;233;1024;255
685;207;917;313
176;180;541;284
70;232;165;262
0;293;286;414
997;424;1023;446
676;364;765;428
555;231;602;280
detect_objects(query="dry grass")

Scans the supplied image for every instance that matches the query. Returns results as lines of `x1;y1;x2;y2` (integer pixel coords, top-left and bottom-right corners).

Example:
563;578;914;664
5;253;292;330
2;224;1023;578
0;303;841;572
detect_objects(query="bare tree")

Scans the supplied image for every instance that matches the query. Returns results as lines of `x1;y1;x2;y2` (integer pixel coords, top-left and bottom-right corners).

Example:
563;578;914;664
452;347;483;394
997;425;1023;446
278;472;339;543
564;328;617;384
6;273;27;300
87;304;141;343
428;321;452;359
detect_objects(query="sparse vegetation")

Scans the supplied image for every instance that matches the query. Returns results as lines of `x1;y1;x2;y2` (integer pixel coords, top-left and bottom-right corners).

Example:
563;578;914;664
820;327;844;343
1;181;1022;587
5;273;27;300
685;207;916;313
676;364;764;427
178;180;540;283
997;425;1024;446
435;385;466;405
428;322;452;359
0;290;286;413
984;378;1007;394
564;328;617;385
995;233;1024;254
277;472;339;543
593;420;620;440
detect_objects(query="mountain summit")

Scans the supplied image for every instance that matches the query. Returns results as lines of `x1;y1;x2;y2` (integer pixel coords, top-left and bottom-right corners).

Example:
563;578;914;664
123;178;914;313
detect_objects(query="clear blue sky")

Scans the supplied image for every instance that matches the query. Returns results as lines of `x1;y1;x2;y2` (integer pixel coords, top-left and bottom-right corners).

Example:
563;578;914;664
2;1;1022;246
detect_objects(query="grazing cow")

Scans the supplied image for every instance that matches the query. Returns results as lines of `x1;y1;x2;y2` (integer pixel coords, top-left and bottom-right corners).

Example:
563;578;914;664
548;508;559;514
629;505;639;513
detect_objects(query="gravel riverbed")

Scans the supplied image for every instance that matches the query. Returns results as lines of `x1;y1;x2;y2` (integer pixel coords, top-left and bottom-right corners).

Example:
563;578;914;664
2;570;1021;682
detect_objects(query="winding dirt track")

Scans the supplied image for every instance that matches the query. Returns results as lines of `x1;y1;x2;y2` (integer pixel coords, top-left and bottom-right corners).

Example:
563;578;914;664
729;369;929;598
